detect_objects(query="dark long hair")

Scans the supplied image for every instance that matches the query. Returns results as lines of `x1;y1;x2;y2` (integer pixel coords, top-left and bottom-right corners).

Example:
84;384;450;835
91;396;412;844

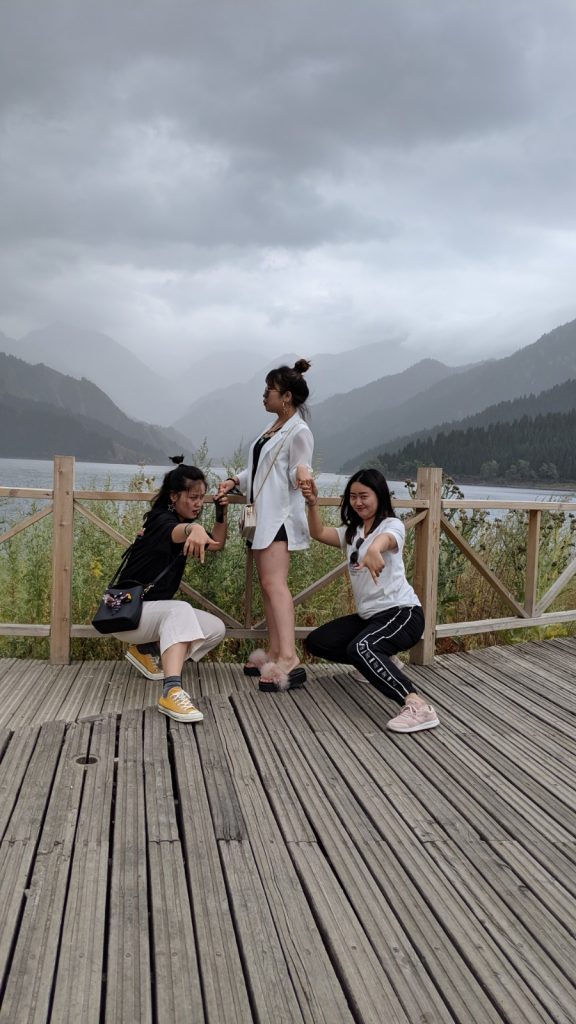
144;464;206;524
266;358;311;420
341;468;395;543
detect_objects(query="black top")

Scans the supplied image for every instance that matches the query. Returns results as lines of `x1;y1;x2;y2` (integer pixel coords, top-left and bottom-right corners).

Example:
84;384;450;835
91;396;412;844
117;508;186;600
250;433;273;500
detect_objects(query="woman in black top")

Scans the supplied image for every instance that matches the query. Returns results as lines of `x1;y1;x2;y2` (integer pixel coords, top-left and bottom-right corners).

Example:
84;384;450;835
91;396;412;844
114;464;227;723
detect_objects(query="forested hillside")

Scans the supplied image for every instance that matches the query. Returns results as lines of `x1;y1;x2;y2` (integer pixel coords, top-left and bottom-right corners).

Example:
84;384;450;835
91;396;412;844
376;409;576;483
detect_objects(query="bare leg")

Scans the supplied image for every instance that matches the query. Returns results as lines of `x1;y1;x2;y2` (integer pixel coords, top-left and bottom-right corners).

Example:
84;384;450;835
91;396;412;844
161;642;189;678
254;543;298;673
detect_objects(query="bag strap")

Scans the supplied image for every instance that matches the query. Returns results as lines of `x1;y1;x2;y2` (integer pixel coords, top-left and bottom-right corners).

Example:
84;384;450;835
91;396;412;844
251;423;297;503
109;543;184;594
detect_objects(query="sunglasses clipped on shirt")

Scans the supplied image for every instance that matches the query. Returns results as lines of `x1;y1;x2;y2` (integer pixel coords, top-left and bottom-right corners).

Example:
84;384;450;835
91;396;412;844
349;537;363;566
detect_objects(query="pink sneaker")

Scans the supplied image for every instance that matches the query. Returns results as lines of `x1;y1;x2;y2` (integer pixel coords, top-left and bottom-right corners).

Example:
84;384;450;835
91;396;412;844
387;699;439;733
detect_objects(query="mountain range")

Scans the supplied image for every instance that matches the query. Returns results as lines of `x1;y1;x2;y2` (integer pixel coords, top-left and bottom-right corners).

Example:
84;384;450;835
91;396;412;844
337;318;576;472
0;353;188;463
173;338;428;459
1;316;576;474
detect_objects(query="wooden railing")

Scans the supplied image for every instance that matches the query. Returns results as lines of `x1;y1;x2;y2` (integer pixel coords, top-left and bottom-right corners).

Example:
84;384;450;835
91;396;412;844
2;457;576;666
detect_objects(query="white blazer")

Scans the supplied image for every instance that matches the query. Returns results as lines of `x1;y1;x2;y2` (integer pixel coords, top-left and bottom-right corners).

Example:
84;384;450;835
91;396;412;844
236;413;314;550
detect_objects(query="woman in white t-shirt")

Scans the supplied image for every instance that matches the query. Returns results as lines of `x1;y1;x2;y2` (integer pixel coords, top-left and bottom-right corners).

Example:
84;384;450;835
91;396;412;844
301;468;439;733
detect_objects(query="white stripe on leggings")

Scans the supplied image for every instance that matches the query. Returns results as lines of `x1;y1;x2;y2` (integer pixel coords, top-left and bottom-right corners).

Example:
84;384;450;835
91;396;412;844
355;607;415;701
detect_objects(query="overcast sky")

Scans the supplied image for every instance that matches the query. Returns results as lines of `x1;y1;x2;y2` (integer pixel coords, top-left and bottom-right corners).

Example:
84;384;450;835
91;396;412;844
1;0;575;372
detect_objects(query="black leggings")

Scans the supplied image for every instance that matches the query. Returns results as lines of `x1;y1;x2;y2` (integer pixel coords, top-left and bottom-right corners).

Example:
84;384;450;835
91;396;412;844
304;606;424;706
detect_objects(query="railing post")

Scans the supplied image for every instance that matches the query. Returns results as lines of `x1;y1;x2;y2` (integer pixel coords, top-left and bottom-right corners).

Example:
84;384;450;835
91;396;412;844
410;466;442;666
524;509;541;615
50;456;75;664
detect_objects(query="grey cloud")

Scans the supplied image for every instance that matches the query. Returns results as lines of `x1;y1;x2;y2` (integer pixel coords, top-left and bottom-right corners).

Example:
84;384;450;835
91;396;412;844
0;0;575;362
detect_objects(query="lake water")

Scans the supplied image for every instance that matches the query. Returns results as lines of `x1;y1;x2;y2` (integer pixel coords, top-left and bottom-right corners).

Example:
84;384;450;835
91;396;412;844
1;457;575;508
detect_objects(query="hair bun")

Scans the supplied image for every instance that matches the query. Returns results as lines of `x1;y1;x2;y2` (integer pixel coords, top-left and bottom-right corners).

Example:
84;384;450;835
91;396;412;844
293;358;311;375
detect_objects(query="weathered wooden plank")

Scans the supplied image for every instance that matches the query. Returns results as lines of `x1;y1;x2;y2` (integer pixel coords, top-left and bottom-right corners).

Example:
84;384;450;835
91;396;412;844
99;659;132;715
122;670;158;713
0;722;91;1023
143;709;205;1023
0;505;53;546
419;658;576;765
306;676;483;842
8;664;82;730
268;689;562;1024
50;716;116;1023
212;659;250;694
194;699;247;842
230;694;316;844
487;839;576;931
331;670;576;862
105;710;152;1024
0;727;39;841
245;692;502;1024
54;660;112;719
464;646;576;710
73;661;119;721
0;727;56;1015
0;623;51;637
425;840;576;1023
0;660;59;729
0;725;10;763
211;696;359;1024
171;719;253;1024
235;694;461;1023
408;659;576;783
219;839;306;1024
425;683;576;815
289;842;414;1024
435;608;576;636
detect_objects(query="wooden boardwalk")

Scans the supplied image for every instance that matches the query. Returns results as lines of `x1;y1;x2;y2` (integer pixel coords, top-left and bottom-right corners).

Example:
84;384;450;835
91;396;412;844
0;637;575;1023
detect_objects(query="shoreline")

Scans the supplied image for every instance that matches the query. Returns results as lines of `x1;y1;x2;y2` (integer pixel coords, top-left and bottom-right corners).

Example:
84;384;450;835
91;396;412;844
450;477;576;492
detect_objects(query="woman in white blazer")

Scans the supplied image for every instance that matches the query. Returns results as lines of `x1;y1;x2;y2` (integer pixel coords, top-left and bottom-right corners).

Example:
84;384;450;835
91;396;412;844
217;359;314;691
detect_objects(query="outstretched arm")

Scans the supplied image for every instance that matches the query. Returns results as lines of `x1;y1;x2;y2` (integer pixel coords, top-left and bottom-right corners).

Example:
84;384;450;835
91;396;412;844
300;478;341;547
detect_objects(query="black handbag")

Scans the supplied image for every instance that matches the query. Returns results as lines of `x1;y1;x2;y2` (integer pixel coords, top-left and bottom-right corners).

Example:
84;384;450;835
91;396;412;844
92;546;183;635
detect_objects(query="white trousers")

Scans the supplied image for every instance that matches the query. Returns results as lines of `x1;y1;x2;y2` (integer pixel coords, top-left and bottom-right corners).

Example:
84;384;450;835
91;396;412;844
115;600;225;662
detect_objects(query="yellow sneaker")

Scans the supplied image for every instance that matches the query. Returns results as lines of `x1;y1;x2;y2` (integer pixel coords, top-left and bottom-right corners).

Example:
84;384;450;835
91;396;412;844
158;687;203;723
125;644;164;681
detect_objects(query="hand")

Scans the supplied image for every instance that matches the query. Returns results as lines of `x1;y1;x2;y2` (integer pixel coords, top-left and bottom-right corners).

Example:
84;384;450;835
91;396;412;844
296;465;314;493
217;478;238;498
299;476;318;504
183;523;212;563
213;492;228;523
359;545;386;583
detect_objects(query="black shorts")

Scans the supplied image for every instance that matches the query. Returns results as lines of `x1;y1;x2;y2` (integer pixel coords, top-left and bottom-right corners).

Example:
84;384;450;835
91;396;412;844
247;524;288;549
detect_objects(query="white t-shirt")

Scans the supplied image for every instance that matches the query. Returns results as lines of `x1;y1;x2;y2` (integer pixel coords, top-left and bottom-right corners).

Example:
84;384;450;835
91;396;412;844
337;517;421;619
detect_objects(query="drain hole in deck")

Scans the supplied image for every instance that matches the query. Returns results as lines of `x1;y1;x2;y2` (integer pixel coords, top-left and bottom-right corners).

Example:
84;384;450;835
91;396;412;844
75;755;99;765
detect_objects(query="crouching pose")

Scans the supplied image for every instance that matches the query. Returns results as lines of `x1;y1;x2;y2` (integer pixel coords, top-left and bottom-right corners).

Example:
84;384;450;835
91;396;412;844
112;463;227;723
301;469;439;733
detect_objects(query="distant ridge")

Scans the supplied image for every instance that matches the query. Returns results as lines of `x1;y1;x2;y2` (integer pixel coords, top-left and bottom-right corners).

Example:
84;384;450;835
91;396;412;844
373;404;576;483
173;337;429;459
311;359;458;470
337;317;576;472
2;323;184;425
0;352;190;463
363;377;576;458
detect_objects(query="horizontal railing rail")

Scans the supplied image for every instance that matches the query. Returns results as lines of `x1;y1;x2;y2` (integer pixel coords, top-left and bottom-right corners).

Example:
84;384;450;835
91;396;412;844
2;458;576;664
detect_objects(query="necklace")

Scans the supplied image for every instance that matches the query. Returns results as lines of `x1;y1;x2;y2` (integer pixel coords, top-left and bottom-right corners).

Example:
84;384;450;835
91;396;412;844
262;417;289;438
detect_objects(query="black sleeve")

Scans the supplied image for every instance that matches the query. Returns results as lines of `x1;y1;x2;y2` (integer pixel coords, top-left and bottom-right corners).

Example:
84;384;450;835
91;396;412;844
143;509;183;548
